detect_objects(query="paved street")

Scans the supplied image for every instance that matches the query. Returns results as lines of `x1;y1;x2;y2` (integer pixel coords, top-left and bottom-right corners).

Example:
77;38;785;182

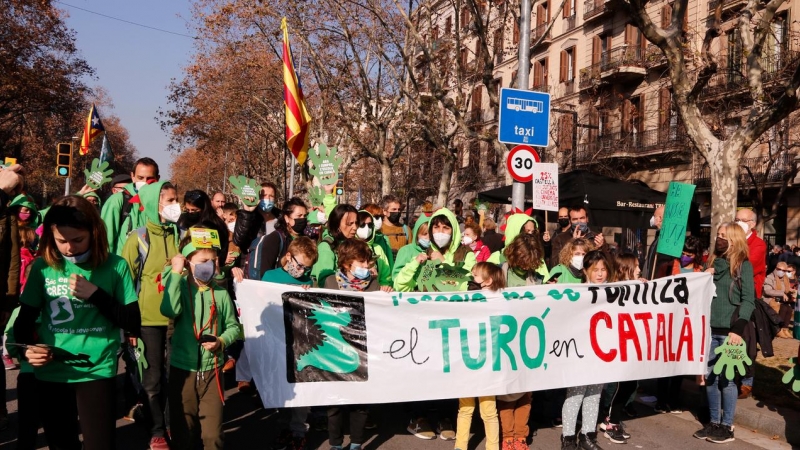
0;368;790;449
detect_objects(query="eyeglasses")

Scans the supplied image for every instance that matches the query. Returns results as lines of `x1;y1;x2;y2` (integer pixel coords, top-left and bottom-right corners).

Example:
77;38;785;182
291;254;309;271
373;214;384;220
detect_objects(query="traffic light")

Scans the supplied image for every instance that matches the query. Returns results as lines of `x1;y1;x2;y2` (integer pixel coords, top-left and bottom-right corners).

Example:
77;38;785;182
335;173;344;196
56;142;72;178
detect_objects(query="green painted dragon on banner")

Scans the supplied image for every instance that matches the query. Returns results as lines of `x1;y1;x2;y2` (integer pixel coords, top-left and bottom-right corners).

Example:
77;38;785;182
296;300;360;374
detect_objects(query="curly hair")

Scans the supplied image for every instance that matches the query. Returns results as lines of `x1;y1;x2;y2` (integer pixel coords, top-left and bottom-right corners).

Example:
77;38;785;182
558;238;589;267
504;233;545;272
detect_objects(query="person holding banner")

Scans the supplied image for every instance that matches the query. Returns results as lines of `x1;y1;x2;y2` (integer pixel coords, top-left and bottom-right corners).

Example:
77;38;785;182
545;238;589;284
561;250;615;450
693;223;755;444
312;204;359;287
392;215;430;281
354;210;393;290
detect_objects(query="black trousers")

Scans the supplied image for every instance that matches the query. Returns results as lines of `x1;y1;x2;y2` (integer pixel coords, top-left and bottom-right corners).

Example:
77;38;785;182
608;381;638;423
328;405;368;447
38;377;116;450
141;326;170;438
657;376;684;409
16;372;39;450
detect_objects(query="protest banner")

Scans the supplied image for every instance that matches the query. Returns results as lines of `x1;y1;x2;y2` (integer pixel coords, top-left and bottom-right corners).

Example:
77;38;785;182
236;273;714;408
657;181;696;258
531;163;559;212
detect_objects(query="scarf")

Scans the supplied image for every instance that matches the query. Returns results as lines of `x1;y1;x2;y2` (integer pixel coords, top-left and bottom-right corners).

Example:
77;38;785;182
335;270;371;291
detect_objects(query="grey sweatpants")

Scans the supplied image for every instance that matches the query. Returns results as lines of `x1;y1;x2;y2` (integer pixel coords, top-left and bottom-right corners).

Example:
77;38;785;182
562;383;604;436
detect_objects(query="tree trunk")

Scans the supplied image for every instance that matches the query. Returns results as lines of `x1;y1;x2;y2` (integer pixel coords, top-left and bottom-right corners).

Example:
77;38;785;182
381;159;393;196
435;155;455;208
709;144;740;231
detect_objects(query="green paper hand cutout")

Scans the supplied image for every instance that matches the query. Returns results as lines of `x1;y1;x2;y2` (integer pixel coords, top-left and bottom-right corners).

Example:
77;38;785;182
135;338;149;383
229;175;260;206
712;337;752;380
83;158;113;189
416;262;471;292
475;199;490;212
309;186;325;207
308;142;342;186
781;357;800;392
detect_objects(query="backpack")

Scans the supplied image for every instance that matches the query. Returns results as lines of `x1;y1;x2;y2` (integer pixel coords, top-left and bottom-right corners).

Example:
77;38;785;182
246;231;285;280
119;190;135;238
132;227;151;295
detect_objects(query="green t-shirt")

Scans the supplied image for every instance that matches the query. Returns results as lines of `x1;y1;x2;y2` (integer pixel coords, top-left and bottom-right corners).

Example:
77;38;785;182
20;255;138;382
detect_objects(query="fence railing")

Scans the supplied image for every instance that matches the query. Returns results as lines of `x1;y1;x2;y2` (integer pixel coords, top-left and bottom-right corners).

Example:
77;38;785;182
694;153;793;187
575;124;689;163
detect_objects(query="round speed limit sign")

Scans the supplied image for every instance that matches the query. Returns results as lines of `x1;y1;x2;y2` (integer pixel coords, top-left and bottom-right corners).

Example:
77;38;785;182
506;145;541;182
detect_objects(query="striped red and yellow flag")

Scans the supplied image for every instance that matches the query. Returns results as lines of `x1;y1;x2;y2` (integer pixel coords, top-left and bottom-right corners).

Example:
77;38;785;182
79;104;105;155
282;18;312;165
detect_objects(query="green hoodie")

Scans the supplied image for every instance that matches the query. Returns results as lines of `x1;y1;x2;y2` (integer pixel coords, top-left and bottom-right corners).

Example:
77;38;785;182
393;208;476;292
311;229;337;287
307;193;338;225
392;215;429;280
121;181;179;326
10;194;40;227
102;184;145;255
83;191;102;209
160;270;241;372
487;213;549;286
359;211;393;287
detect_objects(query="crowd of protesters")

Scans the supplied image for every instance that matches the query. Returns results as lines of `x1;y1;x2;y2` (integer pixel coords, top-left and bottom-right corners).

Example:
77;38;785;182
0;159;796;450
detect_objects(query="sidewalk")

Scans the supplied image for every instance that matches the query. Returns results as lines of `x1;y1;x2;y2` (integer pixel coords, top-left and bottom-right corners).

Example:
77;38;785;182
639;337;800;445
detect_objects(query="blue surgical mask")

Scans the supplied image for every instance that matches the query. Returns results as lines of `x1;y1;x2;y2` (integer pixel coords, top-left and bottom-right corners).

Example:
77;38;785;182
258;199;274;212
191;260;216;283
418;238;431;249
353;267;371;280
62;249;91;264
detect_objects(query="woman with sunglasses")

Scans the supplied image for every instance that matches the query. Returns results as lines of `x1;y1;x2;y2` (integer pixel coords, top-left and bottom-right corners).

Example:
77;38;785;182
355;210;393;292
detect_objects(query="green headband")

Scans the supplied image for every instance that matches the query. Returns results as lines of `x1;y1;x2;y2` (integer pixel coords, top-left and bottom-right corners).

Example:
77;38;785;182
181;243;198;258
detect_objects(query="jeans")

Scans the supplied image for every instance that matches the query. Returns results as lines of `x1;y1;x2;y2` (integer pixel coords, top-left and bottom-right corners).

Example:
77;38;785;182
456;397;499;449
141;326;169;438
328;405;368;447
168;367;224;450
706;334;738;427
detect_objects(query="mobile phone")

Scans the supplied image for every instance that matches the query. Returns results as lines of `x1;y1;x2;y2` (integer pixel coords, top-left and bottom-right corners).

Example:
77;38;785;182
199;335;217;344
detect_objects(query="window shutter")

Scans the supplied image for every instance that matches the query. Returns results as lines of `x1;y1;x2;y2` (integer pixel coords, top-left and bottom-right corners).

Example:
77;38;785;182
659;88;670;126
564;0;571;18
560;50;567;82
638;93;646;131
544;57;549;85
592;35;601;64
625;24;634;45
537;4;545;26
514;21;520;44
621;99;631;133
661;4;672;28
534;61;543;86
546;1;551;21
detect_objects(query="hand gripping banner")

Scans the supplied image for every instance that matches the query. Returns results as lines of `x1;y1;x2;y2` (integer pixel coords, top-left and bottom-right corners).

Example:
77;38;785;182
236;273;715;408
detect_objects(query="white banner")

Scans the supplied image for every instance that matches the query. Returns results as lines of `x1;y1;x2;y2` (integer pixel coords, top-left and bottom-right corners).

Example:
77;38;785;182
532;163;559;212
237;273;714;408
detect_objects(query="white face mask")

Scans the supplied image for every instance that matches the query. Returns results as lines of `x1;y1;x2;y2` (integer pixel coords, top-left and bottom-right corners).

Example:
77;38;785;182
776;270;786;278
571;255;584;270
649;216;656;228
227;222;235;233
789;272;796;279
462;236;474;246
356;225;372;240
317;211;327;224
432;232;451;249
161;203;182;223
737;220;750;235
134;181;147;191
374;218;383;230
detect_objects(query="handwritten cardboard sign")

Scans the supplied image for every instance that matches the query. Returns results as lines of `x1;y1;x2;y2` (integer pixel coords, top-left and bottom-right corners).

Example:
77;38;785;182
657;181;696;258
531;163;559;212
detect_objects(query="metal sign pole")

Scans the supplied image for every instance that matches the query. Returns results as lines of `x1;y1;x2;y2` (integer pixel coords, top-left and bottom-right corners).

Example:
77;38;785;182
512;0;532;211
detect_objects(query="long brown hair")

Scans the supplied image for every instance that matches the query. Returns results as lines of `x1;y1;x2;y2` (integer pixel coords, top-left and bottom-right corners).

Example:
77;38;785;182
504;233;544;271
40;195;109;269
707;222;749;277
615;253;639;281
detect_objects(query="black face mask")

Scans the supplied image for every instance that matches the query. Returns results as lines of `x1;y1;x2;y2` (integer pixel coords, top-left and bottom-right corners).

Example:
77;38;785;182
558;218;570;228
715;236;729;255
291;218;308;234
388;212;402;224
467;280;483;291
178;212;201;229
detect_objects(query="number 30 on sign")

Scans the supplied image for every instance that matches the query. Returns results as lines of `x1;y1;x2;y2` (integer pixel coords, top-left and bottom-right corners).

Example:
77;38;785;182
506;145;541;182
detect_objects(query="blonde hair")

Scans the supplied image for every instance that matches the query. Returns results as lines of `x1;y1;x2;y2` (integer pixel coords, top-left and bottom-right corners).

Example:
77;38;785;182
472;262;506;291
558;238;589;267
708;222;750;277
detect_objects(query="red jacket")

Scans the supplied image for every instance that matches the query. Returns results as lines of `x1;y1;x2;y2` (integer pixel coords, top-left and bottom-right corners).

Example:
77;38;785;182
747;232;767;298
473;240;491;263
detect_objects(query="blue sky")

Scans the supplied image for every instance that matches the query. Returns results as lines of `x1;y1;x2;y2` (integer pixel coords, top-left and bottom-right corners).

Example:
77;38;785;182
60;0;197;179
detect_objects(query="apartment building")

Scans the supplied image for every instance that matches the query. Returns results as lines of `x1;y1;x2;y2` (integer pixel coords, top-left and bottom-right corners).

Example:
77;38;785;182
414;0;800;245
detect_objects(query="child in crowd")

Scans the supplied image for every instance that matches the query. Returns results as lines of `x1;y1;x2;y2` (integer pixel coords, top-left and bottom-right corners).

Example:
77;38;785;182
462;223;491;263
161;233;241;450
562;250;614;450
455;262;503;450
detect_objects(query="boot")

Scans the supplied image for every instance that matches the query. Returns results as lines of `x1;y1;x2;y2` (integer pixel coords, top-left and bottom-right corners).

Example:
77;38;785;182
579;432;604;450
561;434;578;450
738;384;752;399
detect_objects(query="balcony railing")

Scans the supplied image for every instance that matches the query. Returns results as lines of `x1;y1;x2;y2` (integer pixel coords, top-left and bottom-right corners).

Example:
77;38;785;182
584;0;612;20
531;22;551;43
694;153;793;188
707;0;747;15
575;125;689;164
579;46;645;88
531;84;551;93
644;44;667;68
703;50;800;97
564;15;577;32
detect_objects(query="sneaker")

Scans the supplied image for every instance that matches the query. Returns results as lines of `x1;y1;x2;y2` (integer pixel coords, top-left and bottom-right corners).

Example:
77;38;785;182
706;424;735;443
561;435;578;450
693;423;716;440
670;407;684;414
149;437;170;450
437;418;456;441
603;425;627;444
614;422;631;440
502;439;515;450
515;438;529;449
291;436;306;450
271;429;292;450
364;416;378;430
552;417;564;428
578;432;604;450
238;380;253;393
407;418;436;440
2;355;16;370
654;403;671;414
222;358;236;372
123;403;143;422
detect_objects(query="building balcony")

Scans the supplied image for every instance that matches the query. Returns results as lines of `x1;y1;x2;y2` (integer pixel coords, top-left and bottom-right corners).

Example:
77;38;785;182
701;50;800;100
693;153;793;188
575;125;690;165
584;0;614;21
707;0;747;16
644;44;667;69
579;46;646;89
531;84;552;93
564;15;577;33
531;22;552;45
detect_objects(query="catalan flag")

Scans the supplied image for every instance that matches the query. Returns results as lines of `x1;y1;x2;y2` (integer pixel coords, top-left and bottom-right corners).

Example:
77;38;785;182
282;18;312;165
79;104;105;155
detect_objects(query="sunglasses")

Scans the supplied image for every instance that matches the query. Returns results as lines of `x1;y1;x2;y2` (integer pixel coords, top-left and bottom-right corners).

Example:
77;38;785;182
291;254;310;271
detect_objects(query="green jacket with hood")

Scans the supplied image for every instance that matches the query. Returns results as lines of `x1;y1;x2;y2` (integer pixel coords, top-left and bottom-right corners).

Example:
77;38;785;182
392;215;429;280
487;213;549;286
83;192;102;209
10;194;40;227
393;208;476;292
360;211;393;287
121;181;179;326
160;269;241;372
102;183;146;255
311;229;337;288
